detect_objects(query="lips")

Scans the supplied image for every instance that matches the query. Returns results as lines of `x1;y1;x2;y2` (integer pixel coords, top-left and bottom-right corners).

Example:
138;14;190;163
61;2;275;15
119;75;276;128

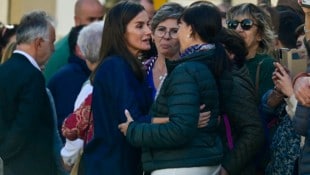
160;44;170;49
142;39;150;45
142;37;151;41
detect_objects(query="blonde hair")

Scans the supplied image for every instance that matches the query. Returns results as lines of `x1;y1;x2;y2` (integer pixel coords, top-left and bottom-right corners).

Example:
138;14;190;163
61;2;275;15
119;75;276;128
227;3;275;54
1;41;16;64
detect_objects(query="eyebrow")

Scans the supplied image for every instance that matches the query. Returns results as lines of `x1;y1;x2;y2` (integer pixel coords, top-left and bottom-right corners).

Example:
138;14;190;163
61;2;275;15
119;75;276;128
135;20;149;25
157;25;178;29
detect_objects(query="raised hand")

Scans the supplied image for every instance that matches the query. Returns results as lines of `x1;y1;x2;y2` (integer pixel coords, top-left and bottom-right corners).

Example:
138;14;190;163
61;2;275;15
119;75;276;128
272;62;293;97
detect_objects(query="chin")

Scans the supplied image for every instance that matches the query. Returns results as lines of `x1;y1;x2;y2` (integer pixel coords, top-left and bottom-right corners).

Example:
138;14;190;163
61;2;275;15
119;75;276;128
142;46;151;51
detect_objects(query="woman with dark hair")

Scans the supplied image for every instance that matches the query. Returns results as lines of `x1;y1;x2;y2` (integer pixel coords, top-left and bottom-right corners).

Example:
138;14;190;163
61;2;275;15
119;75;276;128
81;1;153;175
119;4;232;175
144;2;209;126
218;28;264;175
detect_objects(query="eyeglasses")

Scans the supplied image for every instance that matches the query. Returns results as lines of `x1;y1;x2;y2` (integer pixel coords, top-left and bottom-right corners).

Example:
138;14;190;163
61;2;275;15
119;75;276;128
154;26;178;39
226;19;256;31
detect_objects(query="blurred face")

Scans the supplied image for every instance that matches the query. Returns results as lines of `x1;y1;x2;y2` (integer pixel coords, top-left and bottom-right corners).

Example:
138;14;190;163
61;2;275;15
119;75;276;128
140;0;155;19
153;18;180;59
296;34;308;63
125;10;152;57
37;26;55;67
297;34;306;50
75;1;103;26
227;15;261;56
177;19;192;53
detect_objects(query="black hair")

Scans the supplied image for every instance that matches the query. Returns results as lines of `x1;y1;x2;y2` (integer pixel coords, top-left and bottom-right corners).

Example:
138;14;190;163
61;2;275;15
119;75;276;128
68;25;85;55
277;8;303;49
95;1;146;82
218;28;248;68
179;4;230;77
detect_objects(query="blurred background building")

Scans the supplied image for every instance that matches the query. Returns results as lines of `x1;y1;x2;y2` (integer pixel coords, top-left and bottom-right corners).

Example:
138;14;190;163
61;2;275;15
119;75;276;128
0;0;277;40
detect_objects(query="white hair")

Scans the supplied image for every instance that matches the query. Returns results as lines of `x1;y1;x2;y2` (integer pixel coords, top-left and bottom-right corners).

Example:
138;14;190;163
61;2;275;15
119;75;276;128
77;21;104;63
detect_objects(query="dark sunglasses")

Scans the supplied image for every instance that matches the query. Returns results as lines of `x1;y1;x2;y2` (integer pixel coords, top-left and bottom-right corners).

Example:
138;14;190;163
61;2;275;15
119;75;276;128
226;19;256;30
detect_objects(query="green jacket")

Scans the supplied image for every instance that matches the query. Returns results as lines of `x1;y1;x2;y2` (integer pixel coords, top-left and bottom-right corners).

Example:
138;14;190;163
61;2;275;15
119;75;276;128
221;64;264;175
126;50;232;172
245;54;275;103
44;35;70;82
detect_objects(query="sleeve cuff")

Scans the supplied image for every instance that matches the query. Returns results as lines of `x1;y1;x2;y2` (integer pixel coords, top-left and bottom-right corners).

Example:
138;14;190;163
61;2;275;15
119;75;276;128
285;95;297;119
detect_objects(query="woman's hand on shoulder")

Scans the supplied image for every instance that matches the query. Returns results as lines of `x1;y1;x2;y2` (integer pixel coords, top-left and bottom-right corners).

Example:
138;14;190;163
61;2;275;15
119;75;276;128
118;109;134;136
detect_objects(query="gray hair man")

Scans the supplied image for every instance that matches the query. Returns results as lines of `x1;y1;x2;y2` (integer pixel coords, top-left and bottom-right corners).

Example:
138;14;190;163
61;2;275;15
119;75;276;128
0;11;57;175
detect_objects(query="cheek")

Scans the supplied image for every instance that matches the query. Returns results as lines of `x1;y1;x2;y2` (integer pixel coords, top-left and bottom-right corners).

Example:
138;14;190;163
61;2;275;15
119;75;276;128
153;37;161;45
171;41;180;51
255;32;262;42
127;34;140;46
244;33;256;45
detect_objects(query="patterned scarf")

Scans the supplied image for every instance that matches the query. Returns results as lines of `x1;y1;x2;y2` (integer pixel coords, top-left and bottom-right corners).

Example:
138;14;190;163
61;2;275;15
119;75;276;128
180;43;215;58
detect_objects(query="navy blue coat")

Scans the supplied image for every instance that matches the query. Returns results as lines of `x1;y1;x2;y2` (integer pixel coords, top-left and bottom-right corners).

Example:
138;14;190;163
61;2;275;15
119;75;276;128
293;103;310;175
47;54;90;140
82;55;152;175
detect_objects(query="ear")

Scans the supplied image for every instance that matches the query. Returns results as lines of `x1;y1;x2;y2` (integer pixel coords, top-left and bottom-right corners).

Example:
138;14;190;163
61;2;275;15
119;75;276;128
227;52;236;60
187;25;194;39
74;16;80;26
34;37;43;49
75;45;85;59
256;32;262;42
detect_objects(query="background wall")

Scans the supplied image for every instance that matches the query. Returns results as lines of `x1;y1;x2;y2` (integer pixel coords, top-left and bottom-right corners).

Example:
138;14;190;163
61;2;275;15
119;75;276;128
9;0;55;24
0;0;278;40
0;0;9;25
55;0;75;39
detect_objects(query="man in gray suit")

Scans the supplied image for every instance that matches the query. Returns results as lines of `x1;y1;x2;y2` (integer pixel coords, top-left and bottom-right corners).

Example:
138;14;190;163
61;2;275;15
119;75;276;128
0;11;57;175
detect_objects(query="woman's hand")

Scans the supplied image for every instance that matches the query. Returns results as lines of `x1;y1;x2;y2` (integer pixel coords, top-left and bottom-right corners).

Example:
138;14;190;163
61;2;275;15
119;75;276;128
152;117;169;124
198;104;210;128
152;104;210;128
272;62;293;97
219;167;229;175
118;109;134;136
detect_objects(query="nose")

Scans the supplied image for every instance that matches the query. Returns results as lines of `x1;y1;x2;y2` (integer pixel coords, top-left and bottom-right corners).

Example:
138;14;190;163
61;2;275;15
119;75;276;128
145;25;152;35
162;31;171;39
235;23;243;31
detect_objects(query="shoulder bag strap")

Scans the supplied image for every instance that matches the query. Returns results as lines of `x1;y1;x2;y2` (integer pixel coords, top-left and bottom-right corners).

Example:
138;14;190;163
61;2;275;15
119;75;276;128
223;114;233;150
255;60;264;95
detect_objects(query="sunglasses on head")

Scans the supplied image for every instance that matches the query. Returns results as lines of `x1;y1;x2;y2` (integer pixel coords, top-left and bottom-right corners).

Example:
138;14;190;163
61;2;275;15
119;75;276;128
226;19;256;30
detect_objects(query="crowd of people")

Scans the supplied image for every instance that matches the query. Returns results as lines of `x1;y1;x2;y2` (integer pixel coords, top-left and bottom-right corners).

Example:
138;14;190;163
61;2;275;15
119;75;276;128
1;0;310;175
